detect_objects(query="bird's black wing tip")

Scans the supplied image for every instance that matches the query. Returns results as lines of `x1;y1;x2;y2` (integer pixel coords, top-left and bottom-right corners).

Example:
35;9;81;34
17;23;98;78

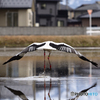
3;62;7;65
4;85;8;88
3;61;9;65
91;61;98;67
93;82;97;87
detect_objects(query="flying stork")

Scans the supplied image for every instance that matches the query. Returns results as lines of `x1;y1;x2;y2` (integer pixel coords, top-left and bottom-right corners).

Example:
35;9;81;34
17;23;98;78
3;41;98;72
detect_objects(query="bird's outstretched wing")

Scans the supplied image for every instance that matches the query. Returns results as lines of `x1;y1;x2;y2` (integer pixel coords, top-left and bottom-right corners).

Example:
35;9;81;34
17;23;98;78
4;86;28;100
3;43;45;65
70;82;97;100
79;82;97;93
50;42;98;67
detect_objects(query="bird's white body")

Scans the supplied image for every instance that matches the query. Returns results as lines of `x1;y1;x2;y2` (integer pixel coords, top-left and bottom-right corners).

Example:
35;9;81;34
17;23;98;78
36;41;56;51
29;41;73;51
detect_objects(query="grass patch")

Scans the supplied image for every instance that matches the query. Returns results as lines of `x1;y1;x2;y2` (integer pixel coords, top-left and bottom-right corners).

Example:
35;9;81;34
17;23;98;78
0;35;100;47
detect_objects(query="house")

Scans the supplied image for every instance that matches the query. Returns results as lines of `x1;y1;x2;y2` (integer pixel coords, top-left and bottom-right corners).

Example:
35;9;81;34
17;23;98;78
74;1;100;19
57;4;74;27
72;1;100;27
58;3;74;19
0;0;36;27
79;11;100;27
36;0;61;27
36;0;73;27
57;4;69;27
58;3;82;27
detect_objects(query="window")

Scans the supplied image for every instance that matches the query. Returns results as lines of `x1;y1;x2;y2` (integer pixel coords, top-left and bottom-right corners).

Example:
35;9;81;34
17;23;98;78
50;8;52;14
57;20;64;27
7;13;12;27
41;3;46;9
7;12;18;27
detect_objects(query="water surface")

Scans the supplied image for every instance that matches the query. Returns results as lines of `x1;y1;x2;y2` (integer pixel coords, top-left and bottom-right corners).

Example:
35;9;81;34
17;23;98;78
0;49;100;100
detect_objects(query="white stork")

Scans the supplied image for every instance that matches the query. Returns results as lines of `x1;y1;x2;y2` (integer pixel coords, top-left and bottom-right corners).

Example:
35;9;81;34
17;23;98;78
3;41;98;72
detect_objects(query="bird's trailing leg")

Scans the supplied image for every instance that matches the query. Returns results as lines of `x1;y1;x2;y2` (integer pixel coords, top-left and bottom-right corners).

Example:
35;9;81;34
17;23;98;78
44;50;46;73
48;52;51;70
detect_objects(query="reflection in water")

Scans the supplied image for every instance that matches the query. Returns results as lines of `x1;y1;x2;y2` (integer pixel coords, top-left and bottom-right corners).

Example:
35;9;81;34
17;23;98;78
48;79;52;100
0;50;100;100
44;79;46;100
4;86;28;100
70;82;97;100
0;77;99;100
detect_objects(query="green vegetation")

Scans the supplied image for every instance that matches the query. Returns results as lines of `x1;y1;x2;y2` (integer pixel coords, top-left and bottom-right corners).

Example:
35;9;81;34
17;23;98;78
0;35;100;47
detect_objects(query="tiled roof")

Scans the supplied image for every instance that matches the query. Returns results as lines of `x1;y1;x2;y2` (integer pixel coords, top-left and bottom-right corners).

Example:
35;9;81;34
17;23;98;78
58;4;73;10
76;3;100;10
0;0;33;8
68;19;81;23
79;11;100;18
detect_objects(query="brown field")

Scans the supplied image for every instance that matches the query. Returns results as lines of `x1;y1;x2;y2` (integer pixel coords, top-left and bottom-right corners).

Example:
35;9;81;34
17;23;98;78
0;35;100;47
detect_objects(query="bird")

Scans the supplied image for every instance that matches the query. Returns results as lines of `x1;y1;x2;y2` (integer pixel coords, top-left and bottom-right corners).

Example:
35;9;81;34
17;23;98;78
70;82;97;100
4;86;28;100
3;41;98;72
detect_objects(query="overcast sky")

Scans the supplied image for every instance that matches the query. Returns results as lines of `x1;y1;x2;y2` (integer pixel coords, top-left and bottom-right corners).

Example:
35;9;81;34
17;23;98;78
61;0;100;8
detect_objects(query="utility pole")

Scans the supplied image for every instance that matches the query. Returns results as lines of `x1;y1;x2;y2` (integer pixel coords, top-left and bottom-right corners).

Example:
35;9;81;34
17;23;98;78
87;10;92;35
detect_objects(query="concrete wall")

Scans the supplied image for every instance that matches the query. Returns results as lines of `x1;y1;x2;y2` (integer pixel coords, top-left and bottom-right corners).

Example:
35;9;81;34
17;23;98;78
0;27;86;35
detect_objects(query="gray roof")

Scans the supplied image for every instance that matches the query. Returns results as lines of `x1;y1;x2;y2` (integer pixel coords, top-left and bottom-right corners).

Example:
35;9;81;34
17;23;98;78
0;0;33;8
79;11;100;18
37;0;60;1
76;3;100;10
58;4;73;10
68;19;81;23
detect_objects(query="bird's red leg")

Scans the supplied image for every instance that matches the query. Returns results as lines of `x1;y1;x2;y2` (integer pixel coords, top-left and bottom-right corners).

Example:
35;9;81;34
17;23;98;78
44;50;46;72
48;79;52;100
48;52;51;70
44;79;46;100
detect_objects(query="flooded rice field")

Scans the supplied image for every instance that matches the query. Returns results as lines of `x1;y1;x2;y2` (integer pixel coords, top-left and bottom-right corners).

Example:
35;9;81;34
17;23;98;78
0;48;100;100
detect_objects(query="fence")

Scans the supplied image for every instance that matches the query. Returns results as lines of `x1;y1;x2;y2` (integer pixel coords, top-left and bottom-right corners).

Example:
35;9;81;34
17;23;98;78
0;27;86;35
86;27;100;35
